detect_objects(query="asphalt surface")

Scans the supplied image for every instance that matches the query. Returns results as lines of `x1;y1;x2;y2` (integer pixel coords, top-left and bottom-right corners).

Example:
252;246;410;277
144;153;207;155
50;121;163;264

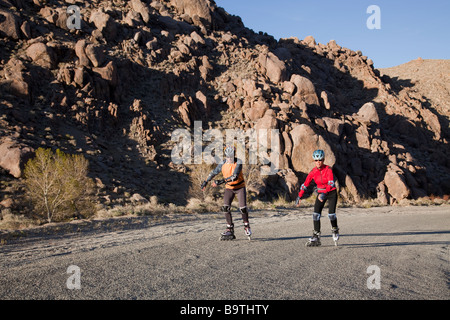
0;205;448;301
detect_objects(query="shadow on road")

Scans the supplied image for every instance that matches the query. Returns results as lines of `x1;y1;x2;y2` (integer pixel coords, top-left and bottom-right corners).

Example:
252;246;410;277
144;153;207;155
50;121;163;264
341;230;450;237
340;241;449;248
256;236;309;242
252;230;450;248
338;230;450;248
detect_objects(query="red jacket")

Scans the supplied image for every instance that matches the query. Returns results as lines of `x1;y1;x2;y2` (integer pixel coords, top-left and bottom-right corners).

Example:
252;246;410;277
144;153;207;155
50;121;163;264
298;165;336;199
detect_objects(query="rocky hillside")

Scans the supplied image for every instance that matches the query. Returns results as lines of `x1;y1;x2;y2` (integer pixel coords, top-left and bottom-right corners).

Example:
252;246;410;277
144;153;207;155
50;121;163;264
379;58;450;119
0;0;449;214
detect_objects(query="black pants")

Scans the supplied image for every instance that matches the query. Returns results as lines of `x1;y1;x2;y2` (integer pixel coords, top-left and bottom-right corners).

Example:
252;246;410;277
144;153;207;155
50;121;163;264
223;187;247;208
313;189;338;232
223;187;248;225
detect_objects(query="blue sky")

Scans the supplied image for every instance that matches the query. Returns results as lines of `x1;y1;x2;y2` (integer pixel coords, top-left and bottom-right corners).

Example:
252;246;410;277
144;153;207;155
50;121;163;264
214;0;450;68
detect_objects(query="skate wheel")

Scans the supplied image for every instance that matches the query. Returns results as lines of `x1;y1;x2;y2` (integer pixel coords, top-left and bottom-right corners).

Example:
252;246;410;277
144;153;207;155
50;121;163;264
220;235;236;241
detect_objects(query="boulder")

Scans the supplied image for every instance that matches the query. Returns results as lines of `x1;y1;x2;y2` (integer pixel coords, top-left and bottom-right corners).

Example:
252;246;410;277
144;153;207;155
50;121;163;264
178;101;192;126
26;42;56;69
190;31;205;45
320;91;331;109
282;131;293;157
73;66;88;87
0;58;29;98
0;198;14;210
255;109;278;130
74;39;91;67
255;110;278;152
130;193;149;204
39;7;57;24
130;0;151;24
85;44;105;67
1;78;29;98
282;81;296;95
92;61;118;88
0;9;21;40
290;123;335;173
322;117;343;138
420;107;441;140
290;74;316;96
195;90;209;115
0;139;34;178
357;102;379;123
54;7;70;30
241;78;257;97
20;21;31;39
342;174;361;202
276;169;300;201
384;166;410;202
245;100;269;122
89;9;117;40
376;182;389;205
170;0;214;26
303;35;316;47
124;10;143;27
290;74;319;105
355;123;371;150
199;55;213;81
259;52;287;83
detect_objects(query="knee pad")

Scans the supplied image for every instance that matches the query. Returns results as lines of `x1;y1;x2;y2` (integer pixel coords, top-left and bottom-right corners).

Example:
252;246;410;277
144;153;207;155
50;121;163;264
221;205;231;213
239;206;248;214
328;213;337;221
313;212;321;221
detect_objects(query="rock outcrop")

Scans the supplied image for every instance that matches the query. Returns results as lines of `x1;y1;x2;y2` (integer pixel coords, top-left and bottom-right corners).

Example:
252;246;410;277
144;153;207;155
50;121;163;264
0;0;448;208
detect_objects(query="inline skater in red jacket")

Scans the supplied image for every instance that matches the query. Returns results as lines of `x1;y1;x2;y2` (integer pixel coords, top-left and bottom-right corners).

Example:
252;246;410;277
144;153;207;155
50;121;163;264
296;149;339;246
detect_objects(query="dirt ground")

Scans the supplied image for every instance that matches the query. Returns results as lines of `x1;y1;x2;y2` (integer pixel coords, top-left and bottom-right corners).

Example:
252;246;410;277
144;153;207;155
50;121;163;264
0;205;448;302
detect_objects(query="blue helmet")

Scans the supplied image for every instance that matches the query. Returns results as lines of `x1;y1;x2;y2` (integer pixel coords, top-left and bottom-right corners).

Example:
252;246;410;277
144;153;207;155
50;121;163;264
312;149;325;160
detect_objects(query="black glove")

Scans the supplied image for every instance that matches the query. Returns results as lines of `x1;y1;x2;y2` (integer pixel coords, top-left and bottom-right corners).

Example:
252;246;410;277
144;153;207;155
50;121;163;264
201;181;207;189
215;179;226;185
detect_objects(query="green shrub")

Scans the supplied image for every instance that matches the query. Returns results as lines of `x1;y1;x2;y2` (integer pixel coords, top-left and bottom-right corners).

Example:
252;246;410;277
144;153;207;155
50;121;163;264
23;148;95;223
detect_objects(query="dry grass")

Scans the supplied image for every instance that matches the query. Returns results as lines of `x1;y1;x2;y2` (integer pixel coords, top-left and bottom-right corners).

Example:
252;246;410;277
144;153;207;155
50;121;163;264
1;194;448;231
0;210;36;230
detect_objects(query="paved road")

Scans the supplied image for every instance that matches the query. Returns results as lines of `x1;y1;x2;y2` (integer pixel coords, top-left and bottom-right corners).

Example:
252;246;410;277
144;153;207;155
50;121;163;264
0;205;448;302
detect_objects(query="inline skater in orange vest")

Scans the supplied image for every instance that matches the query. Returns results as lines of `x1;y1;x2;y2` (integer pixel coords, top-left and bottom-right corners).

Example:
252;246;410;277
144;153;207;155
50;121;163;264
201;145;251;240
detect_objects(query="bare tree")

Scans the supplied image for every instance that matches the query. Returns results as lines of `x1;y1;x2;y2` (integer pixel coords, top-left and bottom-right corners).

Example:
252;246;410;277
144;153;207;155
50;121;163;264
187;162;216;201
23;148;95;223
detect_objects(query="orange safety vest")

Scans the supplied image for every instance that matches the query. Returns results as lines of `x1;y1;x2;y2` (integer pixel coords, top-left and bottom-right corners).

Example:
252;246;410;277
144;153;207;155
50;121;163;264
222;162;245;190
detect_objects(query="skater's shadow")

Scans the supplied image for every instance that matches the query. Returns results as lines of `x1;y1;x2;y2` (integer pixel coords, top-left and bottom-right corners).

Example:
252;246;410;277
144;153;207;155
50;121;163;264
254;230;450;246
257;236;309;242
338;230;450;248
341;241;449;248
342;230;450;237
